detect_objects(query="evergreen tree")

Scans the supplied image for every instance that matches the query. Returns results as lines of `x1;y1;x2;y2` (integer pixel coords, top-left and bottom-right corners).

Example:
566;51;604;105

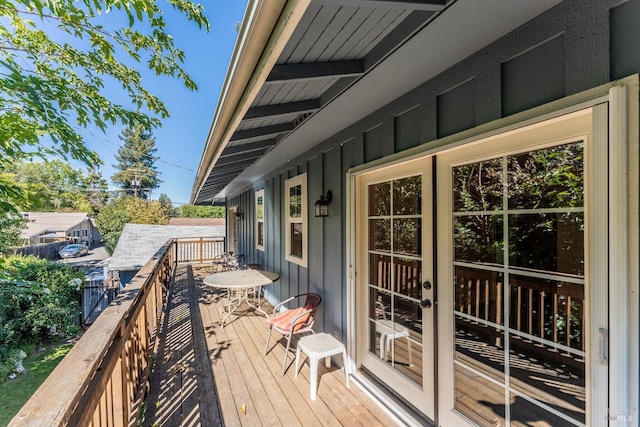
158;193;176;217
111;125;162;199
84;167;110;215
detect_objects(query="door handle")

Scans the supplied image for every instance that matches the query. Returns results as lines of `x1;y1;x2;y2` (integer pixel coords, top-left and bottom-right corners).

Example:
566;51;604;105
420;299;432;309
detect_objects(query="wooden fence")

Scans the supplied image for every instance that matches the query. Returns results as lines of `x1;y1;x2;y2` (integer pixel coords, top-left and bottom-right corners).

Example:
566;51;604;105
10;240;178;427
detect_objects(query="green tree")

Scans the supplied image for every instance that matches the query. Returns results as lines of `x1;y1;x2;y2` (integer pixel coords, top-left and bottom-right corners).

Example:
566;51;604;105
158;193;176;217
111;125;161;198
0;0;209;212
0;214;25;254
3;159;91;212
179;204;225;218
96;196;169;254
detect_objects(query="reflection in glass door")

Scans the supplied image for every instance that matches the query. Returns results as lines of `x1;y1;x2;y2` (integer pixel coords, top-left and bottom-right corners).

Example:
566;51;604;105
367;175;423;383
450;142;587;426
356;157;434;418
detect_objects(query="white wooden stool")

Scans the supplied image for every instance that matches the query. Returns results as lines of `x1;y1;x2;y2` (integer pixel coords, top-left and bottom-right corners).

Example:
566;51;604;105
294;332;349;400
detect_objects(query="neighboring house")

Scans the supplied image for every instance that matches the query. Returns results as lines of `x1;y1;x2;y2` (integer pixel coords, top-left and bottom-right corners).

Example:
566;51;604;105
191;1;639;426
20;212;100;246
108;224;225;286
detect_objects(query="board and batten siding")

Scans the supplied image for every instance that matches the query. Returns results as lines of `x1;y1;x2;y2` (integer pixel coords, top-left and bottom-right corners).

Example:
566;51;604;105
225;0;640;341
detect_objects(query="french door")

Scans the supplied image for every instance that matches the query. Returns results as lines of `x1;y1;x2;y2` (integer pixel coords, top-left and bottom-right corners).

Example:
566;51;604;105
436;108;608;426
354;107;610;426
355;158;435;418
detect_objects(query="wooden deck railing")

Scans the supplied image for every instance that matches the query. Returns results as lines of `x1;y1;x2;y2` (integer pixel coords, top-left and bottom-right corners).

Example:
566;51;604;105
454;266;585;355
373;256;422;299
175;236;225;264
10;239;181;426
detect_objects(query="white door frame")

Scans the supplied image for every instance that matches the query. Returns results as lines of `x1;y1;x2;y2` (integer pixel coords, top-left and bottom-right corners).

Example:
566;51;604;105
436;107;606;426
354;158;435;417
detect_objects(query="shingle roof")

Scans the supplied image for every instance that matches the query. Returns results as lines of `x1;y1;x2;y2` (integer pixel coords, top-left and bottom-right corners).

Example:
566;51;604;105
108;224;224;271
20;212;90;239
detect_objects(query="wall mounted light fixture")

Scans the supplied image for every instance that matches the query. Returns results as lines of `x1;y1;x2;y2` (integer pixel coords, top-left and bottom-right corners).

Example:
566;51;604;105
314;190;332;217
235;209;243;220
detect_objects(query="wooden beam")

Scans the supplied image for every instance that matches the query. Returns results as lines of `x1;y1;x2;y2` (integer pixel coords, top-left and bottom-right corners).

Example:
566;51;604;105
209;161;256;176
243;99;321;121
221;140;277;157
229;122;294;142
313;0;446;11
215;152;263;167
266;60;364;82
363;10;437;70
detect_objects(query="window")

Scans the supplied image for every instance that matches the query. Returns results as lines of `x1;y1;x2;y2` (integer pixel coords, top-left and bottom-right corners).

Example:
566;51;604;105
256;189;265;251
285;173;307;267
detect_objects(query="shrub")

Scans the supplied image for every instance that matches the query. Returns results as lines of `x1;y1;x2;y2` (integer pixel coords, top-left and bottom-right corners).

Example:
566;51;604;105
0;255;83;379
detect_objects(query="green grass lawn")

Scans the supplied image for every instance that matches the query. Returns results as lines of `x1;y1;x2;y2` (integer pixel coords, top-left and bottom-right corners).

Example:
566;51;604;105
0;343;73;426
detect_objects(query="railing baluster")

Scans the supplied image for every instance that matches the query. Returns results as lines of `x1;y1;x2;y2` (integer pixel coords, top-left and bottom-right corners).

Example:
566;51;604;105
528;287;534;337
553;293;558;346
495;280;502;347
484;280;489;322
566;296;572;350
475;278;480;322
516;285;522;332
540;291;545;340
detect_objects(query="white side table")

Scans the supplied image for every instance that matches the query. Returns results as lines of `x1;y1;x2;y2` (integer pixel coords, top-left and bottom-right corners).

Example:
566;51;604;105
294;333;349;400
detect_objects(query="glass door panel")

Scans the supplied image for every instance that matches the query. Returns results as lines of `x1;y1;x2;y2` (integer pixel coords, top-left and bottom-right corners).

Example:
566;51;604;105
451;141;587;426
356;158;434;418
367;175;423;381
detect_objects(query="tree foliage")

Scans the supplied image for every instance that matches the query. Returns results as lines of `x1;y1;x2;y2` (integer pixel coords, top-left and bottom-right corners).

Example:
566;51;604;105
158;192;176;217
0;0;209;212
111;124;161;198
0;214;25;254
95;196;168;253
179;204;225;218
3;159;92;211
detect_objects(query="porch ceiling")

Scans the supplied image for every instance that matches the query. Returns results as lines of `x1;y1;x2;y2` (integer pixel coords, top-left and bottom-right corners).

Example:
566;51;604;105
192;0;561;205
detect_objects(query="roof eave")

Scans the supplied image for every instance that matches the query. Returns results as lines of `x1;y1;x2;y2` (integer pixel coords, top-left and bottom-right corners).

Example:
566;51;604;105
191;0;312;205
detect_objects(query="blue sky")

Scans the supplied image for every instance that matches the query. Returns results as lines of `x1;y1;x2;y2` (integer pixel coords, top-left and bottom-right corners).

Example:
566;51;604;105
72;1;249;206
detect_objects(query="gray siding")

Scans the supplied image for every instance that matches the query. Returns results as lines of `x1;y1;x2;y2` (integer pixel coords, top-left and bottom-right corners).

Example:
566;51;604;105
227;0;640;340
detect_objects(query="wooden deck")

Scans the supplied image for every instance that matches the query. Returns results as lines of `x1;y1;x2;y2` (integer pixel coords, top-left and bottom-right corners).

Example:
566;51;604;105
142;264;397;427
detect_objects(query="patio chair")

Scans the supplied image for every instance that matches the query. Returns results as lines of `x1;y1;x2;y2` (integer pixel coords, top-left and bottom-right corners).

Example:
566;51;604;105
212;251;233;273
223;253;244;271
264;293;322;375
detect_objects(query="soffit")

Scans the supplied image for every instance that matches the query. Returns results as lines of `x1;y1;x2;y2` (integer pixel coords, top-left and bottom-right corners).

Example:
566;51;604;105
194;0;561;204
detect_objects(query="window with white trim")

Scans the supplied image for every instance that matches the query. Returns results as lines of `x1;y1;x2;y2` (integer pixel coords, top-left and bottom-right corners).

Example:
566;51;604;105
285;173;307;267
256;189;265;251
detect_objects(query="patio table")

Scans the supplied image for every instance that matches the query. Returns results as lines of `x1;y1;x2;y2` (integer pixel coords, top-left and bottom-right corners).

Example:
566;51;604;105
203;269;279;328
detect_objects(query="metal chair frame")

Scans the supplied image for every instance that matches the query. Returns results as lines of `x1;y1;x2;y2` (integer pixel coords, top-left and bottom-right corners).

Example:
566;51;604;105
264;293;322;375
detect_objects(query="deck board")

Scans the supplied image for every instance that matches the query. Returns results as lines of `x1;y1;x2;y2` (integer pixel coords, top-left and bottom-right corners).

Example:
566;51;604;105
142;264;397;427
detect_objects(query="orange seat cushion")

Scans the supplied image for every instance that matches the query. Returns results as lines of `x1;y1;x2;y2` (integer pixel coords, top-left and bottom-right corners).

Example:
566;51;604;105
269;305;312;332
